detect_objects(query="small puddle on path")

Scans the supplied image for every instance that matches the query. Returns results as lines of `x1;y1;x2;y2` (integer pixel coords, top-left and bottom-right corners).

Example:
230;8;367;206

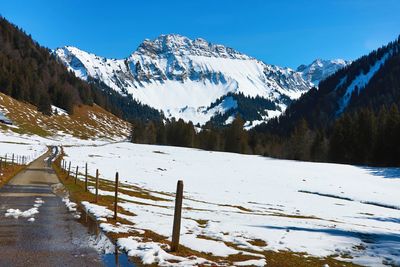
53;183;136;267
75;205;136;267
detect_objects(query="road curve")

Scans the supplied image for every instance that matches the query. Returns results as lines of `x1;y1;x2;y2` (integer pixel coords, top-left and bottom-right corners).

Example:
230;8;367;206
0;148;104;266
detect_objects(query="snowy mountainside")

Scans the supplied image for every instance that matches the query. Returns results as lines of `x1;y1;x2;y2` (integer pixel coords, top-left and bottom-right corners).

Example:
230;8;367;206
266;37;400;133
297;58;351;86
56;34;314;126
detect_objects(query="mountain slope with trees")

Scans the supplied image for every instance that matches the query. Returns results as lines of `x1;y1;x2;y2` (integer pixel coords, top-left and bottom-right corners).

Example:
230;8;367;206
130;36;400;166
55;35;347;126
252;36;400;165
0;16;162;122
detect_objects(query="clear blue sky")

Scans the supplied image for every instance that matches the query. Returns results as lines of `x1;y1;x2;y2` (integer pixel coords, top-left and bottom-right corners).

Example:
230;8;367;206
1;0;400;68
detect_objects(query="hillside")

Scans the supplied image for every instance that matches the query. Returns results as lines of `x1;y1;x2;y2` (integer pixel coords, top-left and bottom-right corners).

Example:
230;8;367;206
0;17;93;115
265;36;400;132
250;36;400;166
0;16;161;123
0;92;131;140
55;35;346;127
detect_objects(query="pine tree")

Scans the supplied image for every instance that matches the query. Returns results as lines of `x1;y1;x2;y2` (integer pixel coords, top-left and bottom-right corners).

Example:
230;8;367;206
38;93;51;115
288;118;312;160
224;117;249;153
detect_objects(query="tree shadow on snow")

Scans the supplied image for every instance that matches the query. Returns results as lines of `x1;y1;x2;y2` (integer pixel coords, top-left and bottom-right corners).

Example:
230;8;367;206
362;216;400;224
252;225;400;244
362;167;400;179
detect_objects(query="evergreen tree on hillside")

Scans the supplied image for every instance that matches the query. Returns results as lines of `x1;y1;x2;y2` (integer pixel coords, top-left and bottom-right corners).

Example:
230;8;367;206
0;16;163;121
224;117;249;153
198;127;221;151
288;119;312;161
0;17;92;114
376;105;400;165
38;93;51;115
310;130;328;162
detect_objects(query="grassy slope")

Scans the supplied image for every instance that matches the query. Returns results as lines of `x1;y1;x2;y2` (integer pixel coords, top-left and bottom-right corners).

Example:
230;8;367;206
0;92;131;140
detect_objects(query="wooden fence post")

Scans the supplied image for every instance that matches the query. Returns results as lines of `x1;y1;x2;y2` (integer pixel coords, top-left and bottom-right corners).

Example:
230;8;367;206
4;154;7;168
75;166;79;184
171;180;184;252
0;157;2;172
11;154;14;166
85;163;88;192
114;172;119;220
67;162;71;179
95;169;99;203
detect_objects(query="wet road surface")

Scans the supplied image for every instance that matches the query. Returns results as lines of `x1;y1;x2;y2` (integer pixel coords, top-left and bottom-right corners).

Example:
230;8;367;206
0;148;104;266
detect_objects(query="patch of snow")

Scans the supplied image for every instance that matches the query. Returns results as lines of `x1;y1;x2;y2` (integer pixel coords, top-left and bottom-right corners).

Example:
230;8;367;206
62;197;78;212
118;236;211;266
51;105;68;116
337;53;390;114
87;232;116;254
5;198;44;219
224;115;235;125
180;234;238;257
234;259;267;266
100;223;138;234
81;201;114;221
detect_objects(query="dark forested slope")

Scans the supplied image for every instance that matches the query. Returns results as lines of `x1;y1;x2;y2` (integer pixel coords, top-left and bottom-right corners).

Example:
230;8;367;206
0;16;162;121
252;36;400;165
260;36;400;135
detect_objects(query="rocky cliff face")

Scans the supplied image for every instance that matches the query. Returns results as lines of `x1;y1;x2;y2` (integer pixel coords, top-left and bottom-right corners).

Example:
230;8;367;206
297;58;351;86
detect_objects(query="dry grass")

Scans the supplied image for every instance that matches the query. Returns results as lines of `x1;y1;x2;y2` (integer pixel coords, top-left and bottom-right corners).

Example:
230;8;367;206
0;164;25;188
0;92;131;139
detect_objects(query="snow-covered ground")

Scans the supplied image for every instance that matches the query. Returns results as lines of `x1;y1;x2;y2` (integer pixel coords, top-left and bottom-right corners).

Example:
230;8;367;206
0;134;48;165
0;130;125;150
0;130;129;171
63;142;400;266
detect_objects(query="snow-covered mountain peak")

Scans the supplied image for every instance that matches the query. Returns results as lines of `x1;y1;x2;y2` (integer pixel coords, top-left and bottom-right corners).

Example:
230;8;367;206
54;35;325;126
134;34;249;60
297;58;351;86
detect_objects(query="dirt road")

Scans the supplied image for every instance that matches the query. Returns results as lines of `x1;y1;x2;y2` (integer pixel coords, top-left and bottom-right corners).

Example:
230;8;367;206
0;148;104;266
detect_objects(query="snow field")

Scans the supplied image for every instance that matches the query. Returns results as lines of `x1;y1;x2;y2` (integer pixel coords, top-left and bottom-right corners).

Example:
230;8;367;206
63;142;400;266
0;134;48;165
